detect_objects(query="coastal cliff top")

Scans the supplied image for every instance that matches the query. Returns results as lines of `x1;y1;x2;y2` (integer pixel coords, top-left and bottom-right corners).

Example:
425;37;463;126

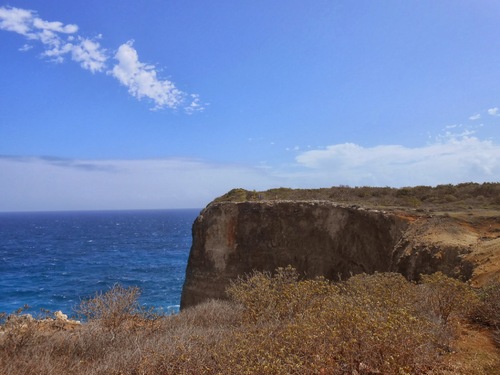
210;183;500;287
213;182;500;215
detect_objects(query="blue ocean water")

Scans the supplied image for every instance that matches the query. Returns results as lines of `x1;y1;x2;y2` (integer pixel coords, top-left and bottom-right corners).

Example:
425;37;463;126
0;209;200;316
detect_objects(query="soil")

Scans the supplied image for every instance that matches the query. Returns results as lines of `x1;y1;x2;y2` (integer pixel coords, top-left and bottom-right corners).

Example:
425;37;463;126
400;209;500;286
446;323;500;374
394;208;500;373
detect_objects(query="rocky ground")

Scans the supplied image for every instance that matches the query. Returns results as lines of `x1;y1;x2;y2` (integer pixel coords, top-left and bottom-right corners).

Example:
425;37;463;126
389;208;500;286
388;208;500;371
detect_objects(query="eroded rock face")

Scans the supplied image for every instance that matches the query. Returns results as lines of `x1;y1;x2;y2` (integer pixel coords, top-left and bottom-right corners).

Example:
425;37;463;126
180;201;484;309
181;201;410;309
392;216;476;281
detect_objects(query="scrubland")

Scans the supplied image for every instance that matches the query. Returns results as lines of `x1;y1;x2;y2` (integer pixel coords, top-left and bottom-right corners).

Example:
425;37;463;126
1;268;499;374
2;183;499;374
215;182;500;211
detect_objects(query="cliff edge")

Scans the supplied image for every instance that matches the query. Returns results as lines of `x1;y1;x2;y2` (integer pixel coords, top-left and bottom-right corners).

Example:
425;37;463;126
181;187;500;309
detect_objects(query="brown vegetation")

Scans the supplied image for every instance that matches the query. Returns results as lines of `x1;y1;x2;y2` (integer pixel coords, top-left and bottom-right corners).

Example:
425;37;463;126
2;183;498;373
214;182;500;211
1;271;499;374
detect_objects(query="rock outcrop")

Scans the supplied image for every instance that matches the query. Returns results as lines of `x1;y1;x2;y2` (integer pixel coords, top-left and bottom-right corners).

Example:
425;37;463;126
180;200;491;309
0;311;81;338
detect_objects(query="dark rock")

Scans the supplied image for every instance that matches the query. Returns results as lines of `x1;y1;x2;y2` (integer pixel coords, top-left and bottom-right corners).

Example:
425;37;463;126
181;201;409;309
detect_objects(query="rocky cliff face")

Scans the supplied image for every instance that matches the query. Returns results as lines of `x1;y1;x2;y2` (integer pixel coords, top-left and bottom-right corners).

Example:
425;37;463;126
180;200;479;309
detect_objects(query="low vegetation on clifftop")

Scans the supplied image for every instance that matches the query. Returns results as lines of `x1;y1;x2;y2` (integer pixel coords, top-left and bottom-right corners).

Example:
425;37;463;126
182;182;500;309
215;182;500;210
1;269;499;374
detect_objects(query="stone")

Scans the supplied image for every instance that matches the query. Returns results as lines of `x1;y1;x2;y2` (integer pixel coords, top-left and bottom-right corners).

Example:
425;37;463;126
181;201;408;309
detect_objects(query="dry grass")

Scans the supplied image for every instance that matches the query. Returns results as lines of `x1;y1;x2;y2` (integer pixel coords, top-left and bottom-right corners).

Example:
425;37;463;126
1;272;499;374
214;182;500;211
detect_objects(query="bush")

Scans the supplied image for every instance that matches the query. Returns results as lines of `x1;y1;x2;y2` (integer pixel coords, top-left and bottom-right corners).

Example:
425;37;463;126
1;272;497;374
226;265;337;323
222;269;452;374
419;272;478;324
75;284;162;332
213;182;500;209
470;279;500;347
471;279;500;327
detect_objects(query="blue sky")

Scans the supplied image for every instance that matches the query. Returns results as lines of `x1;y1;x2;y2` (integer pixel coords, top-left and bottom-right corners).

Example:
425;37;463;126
1;0;499;211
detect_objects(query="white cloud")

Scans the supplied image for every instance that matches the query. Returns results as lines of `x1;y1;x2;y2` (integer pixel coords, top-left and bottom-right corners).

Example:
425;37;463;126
185;94;206;114
0;6;203;109
437;129;475;141
19;43;32;52
0;6;36;36
71;37;107;73
469;114;481;120
0;6;106;72
1;133;499;211
488;107;499;116
294;135;500;187
110;41;186;110
32;18;78;34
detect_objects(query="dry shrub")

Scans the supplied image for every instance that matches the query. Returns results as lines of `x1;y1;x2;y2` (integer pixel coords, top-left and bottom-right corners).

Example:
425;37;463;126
226;265;338;323
470;279;500;347
0;272;494;374
471;279;500;327
419;272;479;324
0;313;39;357
173;299;243;328
217;270;454;374
137;299;243;375
0;285;168;375
75;284;161;331
214;182;500;209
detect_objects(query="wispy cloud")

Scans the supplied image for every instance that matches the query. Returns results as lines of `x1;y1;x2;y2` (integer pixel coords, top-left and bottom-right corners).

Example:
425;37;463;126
185;94;206;114
469;113;481;121
38;156;120;172
110;41;186;111
488;107;499;116
19;43;33;51
0;6;204;112
0;6;106;72
0;156;277;211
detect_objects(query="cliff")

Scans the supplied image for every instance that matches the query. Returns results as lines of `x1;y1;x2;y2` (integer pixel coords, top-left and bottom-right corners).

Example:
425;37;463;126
181;199;500;309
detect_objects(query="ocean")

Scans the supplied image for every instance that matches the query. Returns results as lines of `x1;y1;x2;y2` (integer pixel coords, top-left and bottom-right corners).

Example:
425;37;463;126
0;209;200;316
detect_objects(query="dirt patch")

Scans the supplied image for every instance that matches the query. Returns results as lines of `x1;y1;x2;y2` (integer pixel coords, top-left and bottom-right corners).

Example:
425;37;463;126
454;212;500;287
445;323;500;374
